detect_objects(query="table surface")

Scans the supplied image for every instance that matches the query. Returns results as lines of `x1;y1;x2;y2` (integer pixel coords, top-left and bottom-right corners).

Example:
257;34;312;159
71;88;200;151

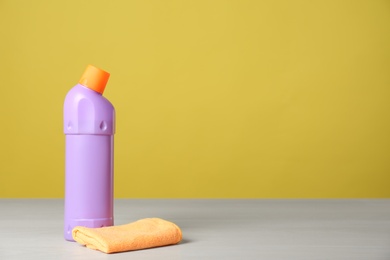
1;199;390;259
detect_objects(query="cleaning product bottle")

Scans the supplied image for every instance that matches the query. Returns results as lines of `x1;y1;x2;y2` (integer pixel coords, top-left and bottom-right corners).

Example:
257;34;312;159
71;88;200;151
63;65;115;241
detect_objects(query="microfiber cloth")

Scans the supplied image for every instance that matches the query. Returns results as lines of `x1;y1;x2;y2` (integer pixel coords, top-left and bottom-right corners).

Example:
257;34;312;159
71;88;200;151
72;218;182;254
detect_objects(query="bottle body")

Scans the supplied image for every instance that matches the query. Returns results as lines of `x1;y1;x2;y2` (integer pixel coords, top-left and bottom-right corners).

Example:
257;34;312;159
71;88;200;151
64;83;115;241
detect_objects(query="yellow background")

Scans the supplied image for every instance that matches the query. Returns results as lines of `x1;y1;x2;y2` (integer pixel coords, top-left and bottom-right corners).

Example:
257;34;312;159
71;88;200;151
0;0;389;198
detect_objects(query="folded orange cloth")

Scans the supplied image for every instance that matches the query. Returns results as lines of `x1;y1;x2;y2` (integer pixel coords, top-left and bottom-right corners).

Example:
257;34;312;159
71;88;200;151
72;218;182;254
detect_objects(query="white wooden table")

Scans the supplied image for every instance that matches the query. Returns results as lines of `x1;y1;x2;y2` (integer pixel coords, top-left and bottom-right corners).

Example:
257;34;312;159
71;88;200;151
1;199;389;259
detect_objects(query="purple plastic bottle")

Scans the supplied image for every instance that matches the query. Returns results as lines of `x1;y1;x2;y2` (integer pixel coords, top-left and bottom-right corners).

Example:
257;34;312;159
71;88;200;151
63;65;115;241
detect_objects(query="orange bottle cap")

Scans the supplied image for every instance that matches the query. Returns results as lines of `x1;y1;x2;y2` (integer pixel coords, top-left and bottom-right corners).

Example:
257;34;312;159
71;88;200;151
79;65;110;94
